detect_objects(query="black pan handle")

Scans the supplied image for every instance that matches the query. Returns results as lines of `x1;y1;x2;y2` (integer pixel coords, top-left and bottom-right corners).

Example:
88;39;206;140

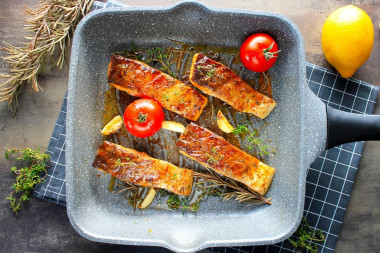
326;106;380;149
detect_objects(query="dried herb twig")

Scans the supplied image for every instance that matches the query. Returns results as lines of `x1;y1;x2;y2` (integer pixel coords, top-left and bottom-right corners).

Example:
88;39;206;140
146;46;186;78
0;0;95;112
193;168;271;205
115;181;142;212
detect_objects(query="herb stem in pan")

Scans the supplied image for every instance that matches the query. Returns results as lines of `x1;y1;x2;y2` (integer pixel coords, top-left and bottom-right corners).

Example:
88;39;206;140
115;181;141;212
193;168;271;205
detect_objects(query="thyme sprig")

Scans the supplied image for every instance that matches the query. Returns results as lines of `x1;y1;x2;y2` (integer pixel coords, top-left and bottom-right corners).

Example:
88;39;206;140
166;194;199;213
232;124;275;157
0;0;95;112
5;147;50;214
193;168;271;205
164;184;220;214
288;217;325;253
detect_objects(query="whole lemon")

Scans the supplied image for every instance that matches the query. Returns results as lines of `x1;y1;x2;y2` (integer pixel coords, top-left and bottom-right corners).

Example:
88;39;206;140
321;5;374;78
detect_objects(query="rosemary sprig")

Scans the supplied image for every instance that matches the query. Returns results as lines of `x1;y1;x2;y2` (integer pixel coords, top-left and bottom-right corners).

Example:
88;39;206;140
193;168;271;205
145;44;186;78
115;181;140;212
288;217;325;253
5;147;50;214
232;124;275;157
0;0;95;112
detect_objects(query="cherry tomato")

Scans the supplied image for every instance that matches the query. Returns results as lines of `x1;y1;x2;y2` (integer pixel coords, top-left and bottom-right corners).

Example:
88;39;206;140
123;99;164;138
240;33;280;72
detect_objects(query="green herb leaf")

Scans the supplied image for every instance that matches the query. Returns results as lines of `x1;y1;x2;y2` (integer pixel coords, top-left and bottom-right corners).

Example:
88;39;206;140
233;124;275;158
232;124;249;135
166;193;199;213
162;94;170;101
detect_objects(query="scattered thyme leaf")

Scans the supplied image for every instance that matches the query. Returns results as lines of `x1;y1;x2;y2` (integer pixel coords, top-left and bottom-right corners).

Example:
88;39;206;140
206;147;224;164
114;157;138;167
5;147;50;214
162;94;170;101
206;64;216;77
206;154;217;164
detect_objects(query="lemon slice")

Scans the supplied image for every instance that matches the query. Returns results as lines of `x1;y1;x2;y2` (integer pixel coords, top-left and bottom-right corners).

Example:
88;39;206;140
138;187;156;209
161;121;186;133
101;115;123;135
217;110;234;133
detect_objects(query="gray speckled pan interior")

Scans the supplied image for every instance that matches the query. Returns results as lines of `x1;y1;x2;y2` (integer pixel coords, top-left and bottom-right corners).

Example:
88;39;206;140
66;1;327;252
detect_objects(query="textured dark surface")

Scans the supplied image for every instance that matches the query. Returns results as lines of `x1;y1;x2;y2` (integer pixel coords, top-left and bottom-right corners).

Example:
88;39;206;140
1;0;380;253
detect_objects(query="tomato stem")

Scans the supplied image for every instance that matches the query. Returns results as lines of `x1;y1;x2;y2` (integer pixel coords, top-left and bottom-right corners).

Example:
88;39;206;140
262;42;281;61
137;112;148;123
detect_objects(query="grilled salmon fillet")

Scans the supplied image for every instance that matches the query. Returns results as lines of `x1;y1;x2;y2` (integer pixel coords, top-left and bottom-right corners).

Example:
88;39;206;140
92;141;193;196
176;123;275;195
108;55;208;121
189;53;276;119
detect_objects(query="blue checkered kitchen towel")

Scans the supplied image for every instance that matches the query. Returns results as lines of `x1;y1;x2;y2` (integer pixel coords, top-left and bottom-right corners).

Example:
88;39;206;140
34;1;379;252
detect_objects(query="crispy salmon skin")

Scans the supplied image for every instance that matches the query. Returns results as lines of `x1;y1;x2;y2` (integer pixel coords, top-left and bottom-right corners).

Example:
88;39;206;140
189;53;276;119
108;55;208;121
176;123;275;195
92;141;193;196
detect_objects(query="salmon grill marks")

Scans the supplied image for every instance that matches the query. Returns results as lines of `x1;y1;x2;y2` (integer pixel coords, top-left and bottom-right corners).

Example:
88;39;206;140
189;53;276;119
92;141;193;196
108;55;208;121
176;123;275;195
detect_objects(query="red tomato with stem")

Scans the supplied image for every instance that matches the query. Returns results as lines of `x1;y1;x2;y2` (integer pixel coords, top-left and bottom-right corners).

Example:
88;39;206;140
240;33;280;72
123;98;164;138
